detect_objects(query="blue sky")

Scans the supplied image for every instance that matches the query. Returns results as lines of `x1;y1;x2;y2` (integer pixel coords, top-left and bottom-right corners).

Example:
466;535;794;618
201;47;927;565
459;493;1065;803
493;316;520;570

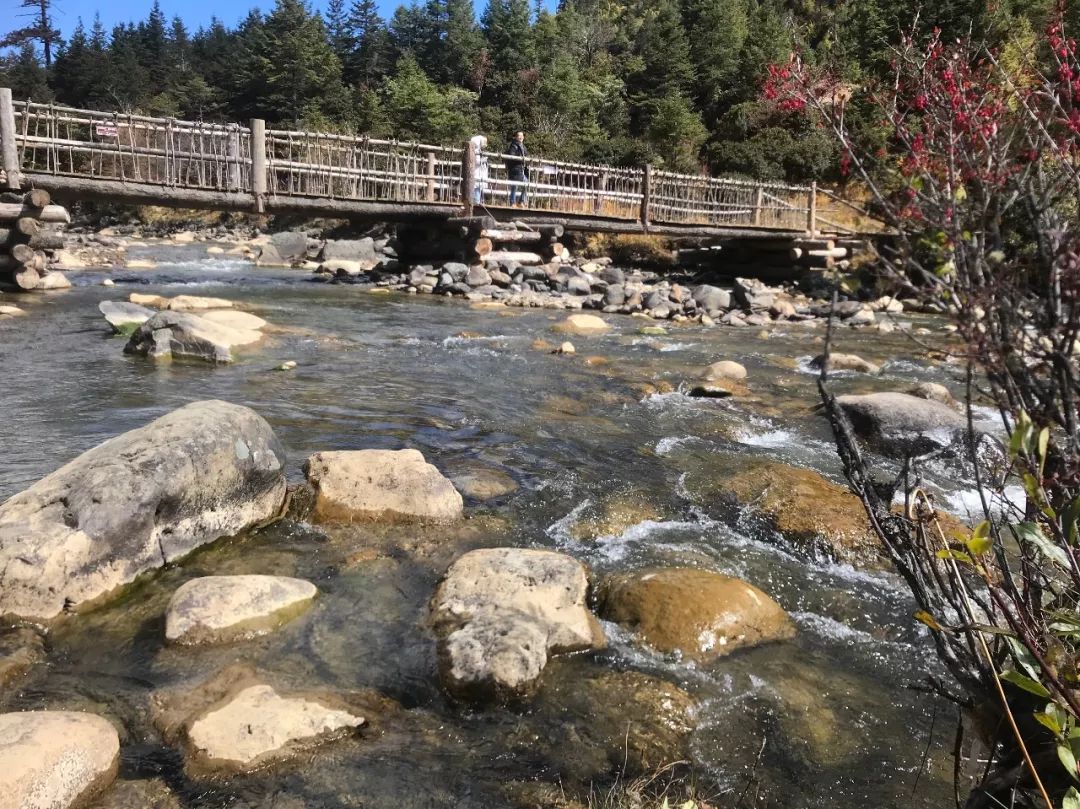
40;0;554;37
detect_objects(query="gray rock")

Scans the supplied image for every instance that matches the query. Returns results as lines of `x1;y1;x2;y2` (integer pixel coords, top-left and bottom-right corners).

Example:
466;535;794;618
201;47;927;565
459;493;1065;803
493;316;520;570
603;284;626;307
0;401;287;620
124;311;263;364
600;266;624;286
321;238;377;263
692;285;731;312
99;301;153;334
408;267;429;287
810;300;863;318
466;266;491;287
644;290;666;310
835;392;969;456
489;269;512;287
443;262;470;282
567;276;592;296
269;231;309;263
165;575;318;645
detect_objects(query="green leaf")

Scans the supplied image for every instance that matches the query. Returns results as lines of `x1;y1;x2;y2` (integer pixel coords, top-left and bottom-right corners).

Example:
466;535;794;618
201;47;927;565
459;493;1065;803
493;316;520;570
1038;427;1050;475
1064;495;1080;545
967;521;993;555
954;185;967;201
1063;786;1080;809
1009;413;1032;459
1000;670;1051;698
1061;743;1080;780
1035;710;1063;736
1004;636;1042;680
936;549;974;565
1015;522;1071;569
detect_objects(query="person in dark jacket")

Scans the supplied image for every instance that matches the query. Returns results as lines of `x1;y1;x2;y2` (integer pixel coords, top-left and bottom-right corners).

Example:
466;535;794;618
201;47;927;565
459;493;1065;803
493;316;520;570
506;131;528;207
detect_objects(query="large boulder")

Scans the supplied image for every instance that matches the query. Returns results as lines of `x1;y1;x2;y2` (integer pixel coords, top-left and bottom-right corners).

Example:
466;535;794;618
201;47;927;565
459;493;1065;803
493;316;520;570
165;575;318;645
703;360;747;382
99;301;153;335
430;548;605;702
304;449;463;523
0;401;287;621
199;309;267;331
124;311;263;363
596;567;794;662
256;232;309;267
152;665;364;776
552;314;611;335
321;238;377;263
689;460;884;568
0;711;120;809
692;284;731;313
835;391;969;455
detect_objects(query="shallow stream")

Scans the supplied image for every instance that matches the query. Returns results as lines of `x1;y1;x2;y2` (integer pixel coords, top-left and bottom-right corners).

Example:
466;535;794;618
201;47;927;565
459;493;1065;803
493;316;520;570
0;244;988;807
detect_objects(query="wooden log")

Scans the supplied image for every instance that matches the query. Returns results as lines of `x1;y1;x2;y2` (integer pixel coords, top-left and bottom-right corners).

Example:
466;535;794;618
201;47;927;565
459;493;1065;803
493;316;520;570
484;250;544;265
10;243;35;264
11;266;42;290
472;237;493;258
805;247;848;259
0;250;45;273
479;228;543;243
640;164;652;229
26;230;65;250
23;188;51;209
14;217;40;237
0;204;71;224
792;238;835;251
251;119;266;213
447;215;496;232
537;224;564;241
0;88;22;191
461;138;476;217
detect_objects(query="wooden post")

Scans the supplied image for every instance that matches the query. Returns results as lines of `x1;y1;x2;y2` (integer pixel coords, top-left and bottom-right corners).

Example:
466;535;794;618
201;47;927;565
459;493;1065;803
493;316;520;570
594;170;608;215
0;88;23;191
251;118;266;214
640;164;652;232
806;181;817;236
752;185;764;227
461;139;476;217
426;151;436;202
227;125;241;192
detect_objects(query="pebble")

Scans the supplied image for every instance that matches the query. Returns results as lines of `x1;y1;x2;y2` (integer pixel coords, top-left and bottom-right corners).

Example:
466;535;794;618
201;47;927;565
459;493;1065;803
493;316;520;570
277;360;297;371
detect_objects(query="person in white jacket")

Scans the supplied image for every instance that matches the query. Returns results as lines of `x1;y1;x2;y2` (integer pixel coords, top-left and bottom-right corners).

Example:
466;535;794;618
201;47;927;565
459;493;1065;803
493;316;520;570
470;135;489;204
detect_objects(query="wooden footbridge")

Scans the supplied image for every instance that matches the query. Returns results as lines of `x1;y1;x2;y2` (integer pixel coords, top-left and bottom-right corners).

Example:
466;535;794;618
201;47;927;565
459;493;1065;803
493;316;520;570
0;89;879;243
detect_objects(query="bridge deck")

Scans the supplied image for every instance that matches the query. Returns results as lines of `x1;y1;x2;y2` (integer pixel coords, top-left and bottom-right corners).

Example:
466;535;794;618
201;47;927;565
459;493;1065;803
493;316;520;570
0;93;880;239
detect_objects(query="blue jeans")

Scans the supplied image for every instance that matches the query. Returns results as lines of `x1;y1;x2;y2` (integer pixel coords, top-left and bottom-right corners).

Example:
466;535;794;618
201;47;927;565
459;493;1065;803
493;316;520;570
508;176;527;206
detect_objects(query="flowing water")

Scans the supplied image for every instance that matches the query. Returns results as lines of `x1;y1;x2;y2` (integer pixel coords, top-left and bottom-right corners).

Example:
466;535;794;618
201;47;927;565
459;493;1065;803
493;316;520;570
0;244;985;807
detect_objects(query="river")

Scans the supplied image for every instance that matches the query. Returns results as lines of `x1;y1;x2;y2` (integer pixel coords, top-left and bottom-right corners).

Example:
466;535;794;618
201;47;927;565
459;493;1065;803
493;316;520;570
0;243;980;807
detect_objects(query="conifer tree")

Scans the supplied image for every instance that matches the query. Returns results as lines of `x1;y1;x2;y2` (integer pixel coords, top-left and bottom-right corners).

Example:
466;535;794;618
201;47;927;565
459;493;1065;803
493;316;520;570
1;0;63;67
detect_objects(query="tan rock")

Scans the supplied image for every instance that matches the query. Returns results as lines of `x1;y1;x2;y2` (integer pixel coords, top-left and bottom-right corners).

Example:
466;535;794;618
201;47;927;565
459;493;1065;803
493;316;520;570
557;341;576;354
166;295;234;311
125;259;158;270
0;711;120;809
130;293;169;308
698;461;884;568
170;232;196;244
907;381;960;410
597;567;794;661
39;272;71;290
206;246;225;255
450;465;518;501
0;305;24;316
570;493;666;540
124;311;263;363
552;314;611;335
187;685;362;770
165;575;317;645
703;360;747;381
304;449;463;523
200;309;267;331
809;352;880;374
431;548;605;701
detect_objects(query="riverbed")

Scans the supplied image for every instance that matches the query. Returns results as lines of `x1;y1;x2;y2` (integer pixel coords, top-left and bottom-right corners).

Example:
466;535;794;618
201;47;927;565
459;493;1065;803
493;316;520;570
0;244;977;807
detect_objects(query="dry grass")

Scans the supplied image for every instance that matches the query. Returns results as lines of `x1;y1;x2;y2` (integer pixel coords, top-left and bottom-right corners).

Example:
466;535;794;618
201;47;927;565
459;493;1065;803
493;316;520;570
580;233;675;266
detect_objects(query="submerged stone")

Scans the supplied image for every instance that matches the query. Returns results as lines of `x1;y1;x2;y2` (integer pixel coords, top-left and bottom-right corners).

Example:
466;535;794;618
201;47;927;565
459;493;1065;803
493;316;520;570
165;575;318;645
597;567;794;662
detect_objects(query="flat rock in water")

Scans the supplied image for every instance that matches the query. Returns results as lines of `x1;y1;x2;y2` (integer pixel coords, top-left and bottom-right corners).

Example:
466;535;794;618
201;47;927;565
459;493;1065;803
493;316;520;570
0;400;287;620
450;466;518;501
166;295;234;311
165;575;318;645
39;272;71;290
152;665;364;776
99;300;154;333
597;567;794;661
125;311;263;363
130;293;169;308
199;309;268;331
0;711;120;809
0;304;24;316
304;449;463;523
321;238;377;263
552;314;611;335
835;391;968;455
431;548;605;702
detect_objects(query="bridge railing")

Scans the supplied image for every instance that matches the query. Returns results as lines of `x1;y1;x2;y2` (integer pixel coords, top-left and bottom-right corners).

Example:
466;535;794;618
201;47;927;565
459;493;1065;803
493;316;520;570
12;101;252;192
1;92;880;235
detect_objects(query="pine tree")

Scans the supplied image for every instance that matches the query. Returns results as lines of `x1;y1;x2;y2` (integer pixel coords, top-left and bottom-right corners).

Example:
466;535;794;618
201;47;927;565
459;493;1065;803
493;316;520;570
326;0;351;61
443;0;483;86
682;0;748;123
0;42;52;100
1;0;63;67
347;0;389;86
